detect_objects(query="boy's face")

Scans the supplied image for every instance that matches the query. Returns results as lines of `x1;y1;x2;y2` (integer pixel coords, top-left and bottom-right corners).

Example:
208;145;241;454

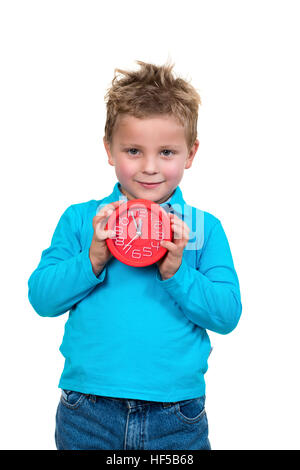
103;114;199;204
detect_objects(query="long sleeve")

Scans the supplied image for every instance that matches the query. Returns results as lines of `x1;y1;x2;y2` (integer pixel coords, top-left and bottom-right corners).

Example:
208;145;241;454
156;220;242;334
28;205;106;317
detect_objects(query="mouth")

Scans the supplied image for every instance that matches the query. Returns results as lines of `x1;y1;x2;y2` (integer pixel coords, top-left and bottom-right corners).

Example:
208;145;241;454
137;181;164;189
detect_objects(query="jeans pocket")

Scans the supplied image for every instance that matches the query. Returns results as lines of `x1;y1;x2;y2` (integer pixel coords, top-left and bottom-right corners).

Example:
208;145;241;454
174;396;206;424
60;389;86;409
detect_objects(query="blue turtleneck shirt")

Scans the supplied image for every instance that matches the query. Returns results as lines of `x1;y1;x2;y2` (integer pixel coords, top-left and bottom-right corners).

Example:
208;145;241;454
28;182;242;401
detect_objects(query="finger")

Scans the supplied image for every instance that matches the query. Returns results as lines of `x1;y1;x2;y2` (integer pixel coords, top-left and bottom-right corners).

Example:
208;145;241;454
170;217;189;232
93;210;114;232
96;199;125;216
160;239;178;253
169;215;189;236
94;208;118;235
95;201;124;224
169;214;186;224
171;222;189;241
169;212;185;224
96;208;114;219
95;225;116;240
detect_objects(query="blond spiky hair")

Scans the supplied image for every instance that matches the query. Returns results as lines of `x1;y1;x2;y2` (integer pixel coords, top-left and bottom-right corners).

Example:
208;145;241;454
104;60;201;150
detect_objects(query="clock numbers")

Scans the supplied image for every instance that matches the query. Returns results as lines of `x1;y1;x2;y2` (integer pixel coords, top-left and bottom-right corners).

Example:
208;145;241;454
106;199;172;267
123;244;132;254
142;246;153;256
131;246;154;259
153;219;164;241
114;224;125;247
155;231;164;240
115;237;125;247
153;221;162;228
108;203;170;265
131;249;141;259
151;241;160;251
114;225;123;236
120;216;129;225
138;208;147;218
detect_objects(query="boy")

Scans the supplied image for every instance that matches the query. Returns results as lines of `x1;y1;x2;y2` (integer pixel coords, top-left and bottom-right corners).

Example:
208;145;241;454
28;60;242;450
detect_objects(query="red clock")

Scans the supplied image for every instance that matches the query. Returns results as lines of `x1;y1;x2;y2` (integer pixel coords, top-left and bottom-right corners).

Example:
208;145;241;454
105;199;173;267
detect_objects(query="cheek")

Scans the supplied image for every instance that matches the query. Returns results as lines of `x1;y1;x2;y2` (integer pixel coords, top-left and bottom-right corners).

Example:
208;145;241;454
115;160;136;180
163;163;184;182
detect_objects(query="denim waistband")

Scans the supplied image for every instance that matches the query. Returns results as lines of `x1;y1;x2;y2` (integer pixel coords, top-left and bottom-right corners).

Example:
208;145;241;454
88;395;175;409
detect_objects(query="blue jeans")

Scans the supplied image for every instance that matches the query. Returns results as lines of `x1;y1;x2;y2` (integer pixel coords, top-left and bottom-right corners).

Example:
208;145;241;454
55;390;211;450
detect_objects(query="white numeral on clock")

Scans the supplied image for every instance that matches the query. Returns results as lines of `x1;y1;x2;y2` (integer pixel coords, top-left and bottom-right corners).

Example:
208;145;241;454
155;231;164;240
115;225;123;236
123;244;132;254
153;221;162;229
143;246;152;256
138;209;147;217
120;216;129;225
151;241;160;251
131;249;141;259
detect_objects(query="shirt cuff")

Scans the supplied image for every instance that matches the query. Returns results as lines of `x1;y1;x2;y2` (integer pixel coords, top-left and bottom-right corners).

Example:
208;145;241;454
81;248;107;285
155;256;188;289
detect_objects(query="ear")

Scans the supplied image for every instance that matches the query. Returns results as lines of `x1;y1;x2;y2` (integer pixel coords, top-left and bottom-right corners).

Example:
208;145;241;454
185;139;199;169
103;137;115;166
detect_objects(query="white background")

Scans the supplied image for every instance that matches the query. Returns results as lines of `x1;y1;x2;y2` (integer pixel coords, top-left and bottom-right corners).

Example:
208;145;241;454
1;0;299;450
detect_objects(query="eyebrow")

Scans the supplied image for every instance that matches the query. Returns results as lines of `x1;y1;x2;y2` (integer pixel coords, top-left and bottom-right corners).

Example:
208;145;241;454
120;143;182;148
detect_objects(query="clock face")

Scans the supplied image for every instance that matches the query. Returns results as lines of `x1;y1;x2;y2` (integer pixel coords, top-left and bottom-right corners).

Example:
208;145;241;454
105;199;173;267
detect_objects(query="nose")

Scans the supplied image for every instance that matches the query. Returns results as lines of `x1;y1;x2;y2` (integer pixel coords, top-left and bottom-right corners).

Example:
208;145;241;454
141;155;159;175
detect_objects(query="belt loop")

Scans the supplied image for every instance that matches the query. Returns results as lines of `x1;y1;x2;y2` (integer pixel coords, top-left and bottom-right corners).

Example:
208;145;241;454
88;394;97;403
163;402;172;408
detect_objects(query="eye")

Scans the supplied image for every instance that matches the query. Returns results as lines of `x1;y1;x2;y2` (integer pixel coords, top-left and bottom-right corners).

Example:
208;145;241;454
124;148;175;157
126;148;140;156
161;149;175;157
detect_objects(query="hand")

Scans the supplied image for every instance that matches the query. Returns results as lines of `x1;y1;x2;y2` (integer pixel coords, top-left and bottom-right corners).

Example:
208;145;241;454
89;200;124;275
156;213;190;280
